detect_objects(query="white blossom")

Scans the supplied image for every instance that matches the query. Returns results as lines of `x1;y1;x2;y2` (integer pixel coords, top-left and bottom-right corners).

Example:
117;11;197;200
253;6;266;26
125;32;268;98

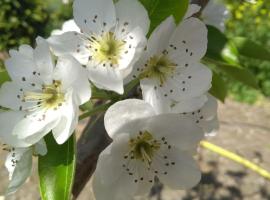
3;140;47;194
128;15;212;114
0;37;91;146
93;99;203;200
48;0;150;94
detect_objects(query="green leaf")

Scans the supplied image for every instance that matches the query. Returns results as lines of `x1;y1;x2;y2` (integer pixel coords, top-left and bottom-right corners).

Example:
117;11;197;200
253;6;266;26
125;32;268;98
217;63;258;89
139;0;189;35
209;72;228;102
38;134;76;200
0;70;10;87
231;37;270;61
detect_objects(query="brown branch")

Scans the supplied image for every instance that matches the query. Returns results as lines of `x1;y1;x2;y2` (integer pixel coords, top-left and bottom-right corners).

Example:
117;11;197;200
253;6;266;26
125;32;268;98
72;114;112;199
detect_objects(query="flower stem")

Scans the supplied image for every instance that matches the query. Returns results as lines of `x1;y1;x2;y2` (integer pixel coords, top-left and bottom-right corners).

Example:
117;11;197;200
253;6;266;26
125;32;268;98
79;102;112;120
200;141;270;180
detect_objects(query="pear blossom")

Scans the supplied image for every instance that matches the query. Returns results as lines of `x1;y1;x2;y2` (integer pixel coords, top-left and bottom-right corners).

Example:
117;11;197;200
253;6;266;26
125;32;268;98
93;99;203;200
48;0;150;94
0;38;91;146
3;140;47;194
129;15;212;114
201;0;230;32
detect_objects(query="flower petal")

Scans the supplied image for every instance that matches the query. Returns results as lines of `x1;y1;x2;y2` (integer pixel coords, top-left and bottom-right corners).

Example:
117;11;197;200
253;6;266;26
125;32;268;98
33;139;47;156
115;0;150;35
73;0;116;34
52;94;78;144
144;114;204;151
47;31;90;65
184;4;201;19
157;147;201;189
87;64;124;94
34;37;54;78
104;99;155;138
51;19;80;35
54;55;91;104
168;17;208;62
0;111;32;147
147;16;176;57
5;148;33;195
202;0;230;32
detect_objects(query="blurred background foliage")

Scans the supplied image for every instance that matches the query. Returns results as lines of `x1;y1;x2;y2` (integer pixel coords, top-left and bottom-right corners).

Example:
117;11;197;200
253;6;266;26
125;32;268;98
0;0;269;104
225;0;270;103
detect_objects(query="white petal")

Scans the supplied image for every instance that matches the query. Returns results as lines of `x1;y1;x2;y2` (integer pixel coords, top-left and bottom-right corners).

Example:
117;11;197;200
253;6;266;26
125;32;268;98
51;19;80;35
115;0;150;35
47;32;90;65
184;4;201;19
87;64;124;94
157;147;201;189
18;45;34;59
144;114;204;151
54;55;91;104
104;99;155;138
34;37;54;77
118;27;147;71
161;62;212;100
73;0;116;34
168;17;208;62
181;94;219;135
147;16;176;57
0;111;32;147
171;95;208;113
202;0;230;32
52;95;78;144
93;134;138;200
13;109;60;141
5;148;33;195
5;50;36;82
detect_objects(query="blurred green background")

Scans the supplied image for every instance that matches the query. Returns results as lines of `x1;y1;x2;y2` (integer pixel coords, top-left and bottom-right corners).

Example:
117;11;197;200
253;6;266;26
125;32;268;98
0;0;269;104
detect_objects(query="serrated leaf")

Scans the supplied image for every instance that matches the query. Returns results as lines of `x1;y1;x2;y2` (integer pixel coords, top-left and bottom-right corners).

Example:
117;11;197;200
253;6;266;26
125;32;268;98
139;0;189;35
209;72;227;102
38;134;76;200
231;37;270;61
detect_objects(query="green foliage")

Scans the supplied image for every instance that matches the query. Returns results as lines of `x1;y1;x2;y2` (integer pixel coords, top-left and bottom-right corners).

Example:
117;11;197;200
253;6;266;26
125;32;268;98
225;0;270;103
139;0;189;35
0;0;72;51
38;134;76;200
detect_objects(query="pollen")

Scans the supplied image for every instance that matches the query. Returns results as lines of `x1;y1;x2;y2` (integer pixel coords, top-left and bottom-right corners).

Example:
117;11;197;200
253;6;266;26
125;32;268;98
128;131;161;166
89;32;125;65
23;80;65;110
141;55;177;85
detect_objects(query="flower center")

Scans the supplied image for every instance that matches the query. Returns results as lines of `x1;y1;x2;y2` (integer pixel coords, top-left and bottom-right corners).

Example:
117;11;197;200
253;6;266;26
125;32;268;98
90;32;125;65
23;80;65;111
142;55;176;85
129;131;161;166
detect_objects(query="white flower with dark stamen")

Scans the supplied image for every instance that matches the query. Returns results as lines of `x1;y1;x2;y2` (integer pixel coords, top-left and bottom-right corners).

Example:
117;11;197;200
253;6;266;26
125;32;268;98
0;38;91;145
180;94;219;136
129;15;212;114
3;140;47;194
201;0;230;32
93;99;203;200
48;0;150;94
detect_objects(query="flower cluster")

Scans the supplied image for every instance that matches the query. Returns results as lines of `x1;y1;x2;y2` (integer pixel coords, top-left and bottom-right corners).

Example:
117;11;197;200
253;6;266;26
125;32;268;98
0;0;219;198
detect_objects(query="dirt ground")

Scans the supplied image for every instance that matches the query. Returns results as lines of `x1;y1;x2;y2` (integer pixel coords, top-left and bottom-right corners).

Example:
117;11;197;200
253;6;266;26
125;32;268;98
0;99;270;200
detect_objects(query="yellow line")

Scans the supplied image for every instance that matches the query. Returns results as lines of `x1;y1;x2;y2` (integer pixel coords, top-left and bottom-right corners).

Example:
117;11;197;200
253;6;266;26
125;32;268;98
200;141;270;180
